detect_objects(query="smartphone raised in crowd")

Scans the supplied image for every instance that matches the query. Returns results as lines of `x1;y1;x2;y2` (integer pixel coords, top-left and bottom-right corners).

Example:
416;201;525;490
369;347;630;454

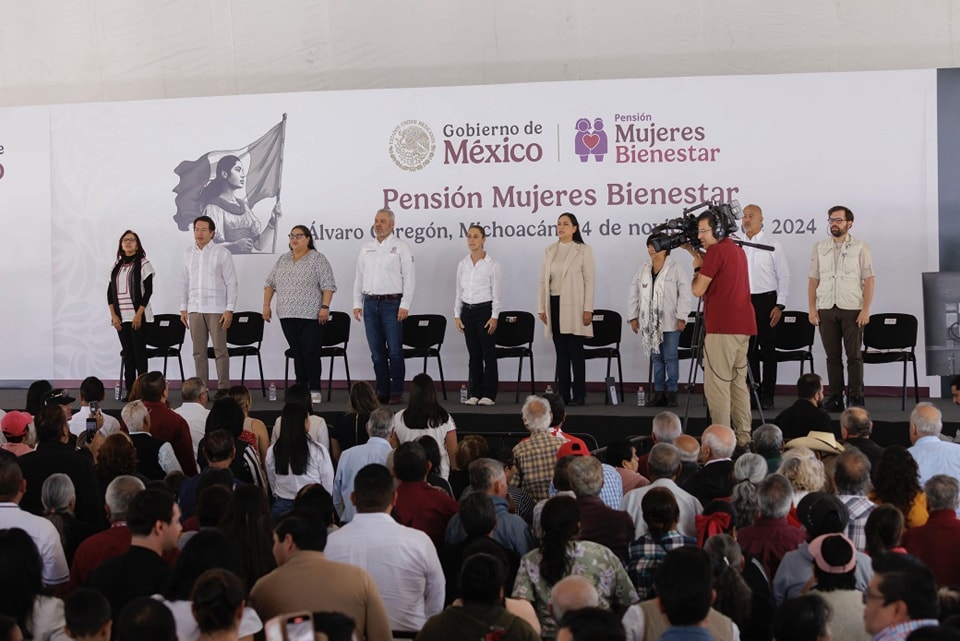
264;612;315;641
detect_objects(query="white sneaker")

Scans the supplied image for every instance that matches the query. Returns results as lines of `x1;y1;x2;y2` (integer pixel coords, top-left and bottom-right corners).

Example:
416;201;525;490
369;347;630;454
464;397;480;406
310;391;323;405
478;397;496;406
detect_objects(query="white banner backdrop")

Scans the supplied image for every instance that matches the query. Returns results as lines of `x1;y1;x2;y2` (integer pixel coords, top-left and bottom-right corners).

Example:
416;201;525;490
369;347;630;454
0;69;940;390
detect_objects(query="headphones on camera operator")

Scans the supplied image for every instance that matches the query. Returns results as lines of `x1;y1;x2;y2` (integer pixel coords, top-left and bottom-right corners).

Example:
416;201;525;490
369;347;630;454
700;210;727;242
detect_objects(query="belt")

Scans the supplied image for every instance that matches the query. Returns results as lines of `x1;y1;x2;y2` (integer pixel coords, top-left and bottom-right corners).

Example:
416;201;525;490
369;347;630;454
364;293;402;301
751;291;777;298
461;301;492;310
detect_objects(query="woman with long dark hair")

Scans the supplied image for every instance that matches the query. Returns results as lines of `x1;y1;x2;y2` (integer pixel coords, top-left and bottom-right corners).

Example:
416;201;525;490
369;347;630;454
870;445;929;528
265;403;334;518
191;570;249;641
217;484;277;593
202;397;265;489
107;230;154;399
228;385;269;466
0;528;67;640
704;533;774;641
199;155;280;254
538;212;595;405
512;496;636;638
269;383;329;451
263;224;337;404
393;373;457;479
160;530;262;641
329;381;379;463
454;224;502;406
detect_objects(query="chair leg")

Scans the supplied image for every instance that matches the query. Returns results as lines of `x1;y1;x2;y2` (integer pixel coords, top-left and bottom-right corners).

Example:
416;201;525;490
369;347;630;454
177;354;185;382
436;355;447;401
162;356;169;379
529;352;536;397
617;354;625;404
284;356;290;391
901;360;907;412
343;353;352;398
912;357;919;405
326;354;335;403
240;355;248;387
257;352;266;398
515;357;522;405
605;356;613;405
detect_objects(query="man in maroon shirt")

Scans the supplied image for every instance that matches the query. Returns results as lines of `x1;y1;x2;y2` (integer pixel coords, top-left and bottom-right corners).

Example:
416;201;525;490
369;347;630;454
392;441;459;549
686;211;757;447
902;474;960;589
139;372;198;475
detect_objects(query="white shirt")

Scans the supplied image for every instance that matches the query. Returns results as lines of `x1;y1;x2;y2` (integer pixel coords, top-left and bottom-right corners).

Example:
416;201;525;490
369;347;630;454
26;595;69;641
161;598;262;641
0;503;69;586
619;478;703;540
270;414;329;452
454;253;503;318
909;435;960;487
180;241;238;313
174;402;210;459
67;406;122;438
392;410;456;479
352;233;416;309
265;439;335;500
739;229;790;305
325;512;445;632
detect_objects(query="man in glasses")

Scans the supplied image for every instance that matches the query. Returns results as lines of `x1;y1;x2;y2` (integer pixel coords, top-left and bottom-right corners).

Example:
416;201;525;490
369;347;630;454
807;205;875;412
862;553;938;640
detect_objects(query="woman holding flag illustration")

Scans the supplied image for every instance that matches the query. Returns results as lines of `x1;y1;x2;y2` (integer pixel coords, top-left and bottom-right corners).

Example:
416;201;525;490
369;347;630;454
200;154;282;253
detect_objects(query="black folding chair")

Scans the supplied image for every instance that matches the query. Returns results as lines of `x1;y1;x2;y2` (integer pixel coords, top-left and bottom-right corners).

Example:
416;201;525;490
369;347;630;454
120;314;186;383
775;310;816;377
494;311;536;404
283;311;352;401
863;313;920;410
208;311;266;396
583;309;624;404
402;314;448;400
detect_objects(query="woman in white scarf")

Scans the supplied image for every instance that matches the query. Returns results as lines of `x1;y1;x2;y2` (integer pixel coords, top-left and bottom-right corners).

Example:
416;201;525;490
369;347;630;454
627;237;693;407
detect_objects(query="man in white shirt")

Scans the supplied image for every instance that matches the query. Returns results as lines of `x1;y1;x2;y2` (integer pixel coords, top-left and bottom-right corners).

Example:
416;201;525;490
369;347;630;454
325;463;444;633
68;376;121;439
332;408;395;523
741;204;790;411
173;377;210;458
620;443;702;540
352;208;416;404
908;402;960;487
0;455;69;587
180;215;238;392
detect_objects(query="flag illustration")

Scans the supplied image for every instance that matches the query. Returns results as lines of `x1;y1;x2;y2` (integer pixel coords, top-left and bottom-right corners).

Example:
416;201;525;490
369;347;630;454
172;116;286;231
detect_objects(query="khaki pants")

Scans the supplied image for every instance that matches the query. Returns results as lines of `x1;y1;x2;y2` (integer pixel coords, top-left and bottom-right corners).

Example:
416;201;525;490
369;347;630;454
703;333;752;446
190;312;230;391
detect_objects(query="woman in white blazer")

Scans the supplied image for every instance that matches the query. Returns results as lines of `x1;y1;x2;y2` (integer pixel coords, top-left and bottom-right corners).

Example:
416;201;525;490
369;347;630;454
627;236;691;407
538;213;595;406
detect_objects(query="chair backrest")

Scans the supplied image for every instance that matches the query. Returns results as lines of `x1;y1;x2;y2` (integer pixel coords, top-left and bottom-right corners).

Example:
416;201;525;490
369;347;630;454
226;312;265;346
322;311;351;347
145;314;185;349
678;312;701;350
864;313;918;351
402;314;447;349
776;311;815;351
494;311;535;348
584;309;623;347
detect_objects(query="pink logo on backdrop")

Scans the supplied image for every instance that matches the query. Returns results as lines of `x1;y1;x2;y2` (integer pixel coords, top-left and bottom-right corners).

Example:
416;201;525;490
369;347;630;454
574;118;608;162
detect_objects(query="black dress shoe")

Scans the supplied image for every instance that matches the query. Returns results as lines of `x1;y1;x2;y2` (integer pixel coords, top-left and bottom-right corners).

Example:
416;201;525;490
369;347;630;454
822;394;845;412
760;397;775;411
645;392;664;407
666;391;678;407
377;394;390;405
848;395;865;407
567;397;585;406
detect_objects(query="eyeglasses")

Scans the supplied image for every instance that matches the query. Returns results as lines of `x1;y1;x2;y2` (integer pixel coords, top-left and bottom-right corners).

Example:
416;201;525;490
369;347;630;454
288;233;307;240
697;228;712;235
862;591;886;605
827;217;848;224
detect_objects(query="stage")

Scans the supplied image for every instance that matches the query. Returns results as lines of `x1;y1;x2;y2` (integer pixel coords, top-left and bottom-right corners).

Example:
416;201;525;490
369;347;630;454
3;384;956;453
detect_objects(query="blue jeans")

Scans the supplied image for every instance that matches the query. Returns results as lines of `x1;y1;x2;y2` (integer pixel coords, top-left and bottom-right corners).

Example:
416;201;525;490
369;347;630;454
652;330;680;392
363;296;405;397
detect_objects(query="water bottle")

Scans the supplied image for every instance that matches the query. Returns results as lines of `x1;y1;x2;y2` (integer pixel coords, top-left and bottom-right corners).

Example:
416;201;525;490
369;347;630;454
460;384;468;404
114;381;121;400
545;384;553;395
637;386;646;407
268;382;277;402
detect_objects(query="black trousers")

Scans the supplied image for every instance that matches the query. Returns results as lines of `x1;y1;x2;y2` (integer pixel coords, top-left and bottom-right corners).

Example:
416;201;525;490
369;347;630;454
550;295;586;402
460;302;499;400
281;317;325;391
749;291;780;400
118;322;148;392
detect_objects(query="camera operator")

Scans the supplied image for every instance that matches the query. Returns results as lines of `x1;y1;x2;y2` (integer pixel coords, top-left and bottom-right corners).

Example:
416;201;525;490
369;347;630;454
684;211;757;448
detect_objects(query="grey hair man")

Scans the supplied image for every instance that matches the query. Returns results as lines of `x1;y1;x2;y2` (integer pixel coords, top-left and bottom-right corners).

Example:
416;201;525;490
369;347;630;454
683;424;736;505
568;455;635;562
174;376;210;455
446;458;534;556
752;423;783;474
68;475;146;588
550;576;599;623
833;448;875;551
673;434;701;487
839;407;882;471
332;407;396;523
736;473;806;581
901;474;960;590
908;402;960;485
513;395;564;502
636;411;682;478
620;443;702;540
122;400;182;480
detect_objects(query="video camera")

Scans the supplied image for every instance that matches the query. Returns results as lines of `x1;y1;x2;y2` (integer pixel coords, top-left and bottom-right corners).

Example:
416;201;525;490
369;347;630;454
648;199;743;253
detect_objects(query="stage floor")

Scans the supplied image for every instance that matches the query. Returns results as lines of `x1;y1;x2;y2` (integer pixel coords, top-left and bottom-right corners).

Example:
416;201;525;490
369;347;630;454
3;385;957;452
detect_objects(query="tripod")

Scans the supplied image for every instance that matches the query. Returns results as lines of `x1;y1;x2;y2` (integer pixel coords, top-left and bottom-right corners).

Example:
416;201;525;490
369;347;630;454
680;295;766;433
